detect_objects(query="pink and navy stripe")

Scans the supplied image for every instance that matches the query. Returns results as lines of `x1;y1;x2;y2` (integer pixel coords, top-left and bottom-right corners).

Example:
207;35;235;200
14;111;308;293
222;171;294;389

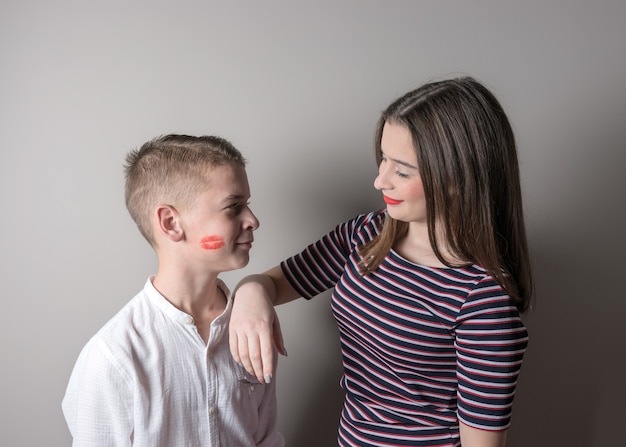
281;211;527;446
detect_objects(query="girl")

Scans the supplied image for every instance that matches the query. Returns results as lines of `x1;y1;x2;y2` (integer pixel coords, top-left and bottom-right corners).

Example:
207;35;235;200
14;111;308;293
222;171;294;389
230;76;532;447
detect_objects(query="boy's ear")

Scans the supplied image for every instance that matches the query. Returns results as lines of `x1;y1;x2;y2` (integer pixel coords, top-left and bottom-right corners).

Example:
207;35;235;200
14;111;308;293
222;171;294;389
155;205;184;242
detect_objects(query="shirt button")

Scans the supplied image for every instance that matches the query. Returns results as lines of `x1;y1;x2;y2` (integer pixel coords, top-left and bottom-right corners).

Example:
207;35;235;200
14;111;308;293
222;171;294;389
186;317;194;324
209;406;217;415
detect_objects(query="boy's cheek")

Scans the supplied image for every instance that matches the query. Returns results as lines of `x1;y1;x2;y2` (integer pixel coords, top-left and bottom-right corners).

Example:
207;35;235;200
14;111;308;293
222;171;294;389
200;235;225;250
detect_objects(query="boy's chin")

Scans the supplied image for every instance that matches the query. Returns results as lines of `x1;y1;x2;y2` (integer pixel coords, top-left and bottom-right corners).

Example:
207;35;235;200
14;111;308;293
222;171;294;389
222;256;250;272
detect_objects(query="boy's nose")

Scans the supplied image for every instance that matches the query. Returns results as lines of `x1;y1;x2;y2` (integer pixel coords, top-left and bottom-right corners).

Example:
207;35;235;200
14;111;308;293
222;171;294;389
246;210;260;231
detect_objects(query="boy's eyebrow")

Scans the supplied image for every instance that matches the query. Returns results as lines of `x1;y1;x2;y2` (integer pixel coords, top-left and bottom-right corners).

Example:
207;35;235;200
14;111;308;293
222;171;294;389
221;193;248;203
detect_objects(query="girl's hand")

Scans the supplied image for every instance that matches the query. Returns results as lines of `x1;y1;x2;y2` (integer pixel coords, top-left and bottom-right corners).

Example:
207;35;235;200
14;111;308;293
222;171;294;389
229;275;286;383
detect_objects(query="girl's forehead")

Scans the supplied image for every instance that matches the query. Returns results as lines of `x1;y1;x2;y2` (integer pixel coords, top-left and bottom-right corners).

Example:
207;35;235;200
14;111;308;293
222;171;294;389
381;122;418;166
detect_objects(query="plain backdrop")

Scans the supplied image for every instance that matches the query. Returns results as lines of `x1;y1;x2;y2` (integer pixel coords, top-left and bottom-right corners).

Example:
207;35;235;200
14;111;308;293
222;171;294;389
2;1;625;446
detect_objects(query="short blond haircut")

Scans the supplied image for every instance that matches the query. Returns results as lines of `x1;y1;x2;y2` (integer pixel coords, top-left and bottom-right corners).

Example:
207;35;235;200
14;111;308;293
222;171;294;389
124;134;246;246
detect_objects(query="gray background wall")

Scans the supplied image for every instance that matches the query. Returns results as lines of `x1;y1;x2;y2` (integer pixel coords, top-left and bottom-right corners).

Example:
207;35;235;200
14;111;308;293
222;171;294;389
2;1;625;446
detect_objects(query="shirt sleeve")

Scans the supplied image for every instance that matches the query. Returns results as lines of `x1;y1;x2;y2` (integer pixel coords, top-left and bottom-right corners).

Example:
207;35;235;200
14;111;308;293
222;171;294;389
62;337;133;446
280;214;372;299
454;277;528;431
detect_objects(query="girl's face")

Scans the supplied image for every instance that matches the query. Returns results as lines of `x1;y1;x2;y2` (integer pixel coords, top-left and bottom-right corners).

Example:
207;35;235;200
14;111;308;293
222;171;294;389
374;122;427;224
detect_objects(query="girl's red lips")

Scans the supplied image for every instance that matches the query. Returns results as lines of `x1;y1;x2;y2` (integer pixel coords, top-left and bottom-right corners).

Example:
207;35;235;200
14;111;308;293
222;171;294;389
383;195;403;205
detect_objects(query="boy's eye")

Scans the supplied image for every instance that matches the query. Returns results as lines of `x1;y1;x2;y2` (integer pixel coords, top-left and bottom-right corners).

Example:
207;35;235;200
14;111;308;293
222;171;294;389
227;202;250;214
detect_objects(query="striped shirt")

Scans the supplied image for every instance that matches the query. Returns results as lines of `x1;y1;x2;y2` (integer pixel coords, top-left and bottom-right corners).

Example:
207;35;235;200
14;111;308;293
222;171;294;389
281;211;528;447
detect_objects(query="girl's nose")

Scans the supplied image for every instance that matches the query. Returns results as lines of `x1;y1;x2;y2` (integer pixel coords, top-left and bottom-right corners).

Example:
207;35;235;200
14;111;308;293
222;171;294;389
374;163;390;191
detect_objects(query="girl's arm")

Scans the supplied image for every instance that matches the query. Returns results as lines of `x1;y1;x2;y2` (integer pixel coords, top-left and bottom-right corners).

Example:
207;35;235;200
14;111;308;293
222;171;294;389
229;265;300;384
459;422;508;447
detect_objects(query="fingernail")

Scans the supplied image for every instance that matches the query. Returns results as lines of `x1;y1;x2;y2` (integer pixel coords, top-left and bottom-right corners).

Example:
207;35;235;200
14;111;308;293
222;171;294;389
264;374;272;384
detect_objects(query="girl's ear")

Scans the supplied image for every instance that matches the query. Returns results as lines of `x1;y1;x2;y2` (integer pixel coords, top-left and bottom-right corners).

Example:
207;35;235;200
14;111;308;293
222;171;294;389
155;204;184;242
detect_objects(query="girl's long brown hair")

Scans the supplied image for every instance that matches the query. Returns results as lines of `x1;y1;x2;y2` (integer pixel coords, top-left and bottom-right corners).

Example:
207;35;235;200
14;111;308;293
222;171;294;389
359;77;533;313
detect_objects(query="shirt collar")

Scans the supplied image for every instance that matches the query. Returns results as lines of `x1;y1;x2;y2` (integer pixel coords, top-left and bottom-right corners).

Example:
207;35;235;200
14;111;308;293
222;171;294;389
143;276;233;326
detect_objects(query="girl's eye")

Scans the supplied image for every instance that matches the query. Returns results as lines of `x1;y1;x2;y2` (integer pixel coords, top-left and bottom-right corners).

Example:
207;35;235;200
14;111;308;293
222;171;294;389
395;170;410;179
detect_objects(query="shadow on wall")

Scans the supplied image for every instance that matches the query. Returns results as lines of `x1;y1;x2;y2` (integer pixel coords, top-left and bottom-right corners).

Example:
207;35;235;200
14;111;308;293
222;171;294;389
507;92;626;446
282;293;345;446
275;149;380;445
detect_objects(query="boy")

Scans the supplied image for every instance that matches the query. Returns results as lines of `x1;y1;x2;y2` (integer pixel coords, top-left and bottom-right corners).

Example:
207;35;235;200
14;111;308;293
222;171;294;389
62;134;284;447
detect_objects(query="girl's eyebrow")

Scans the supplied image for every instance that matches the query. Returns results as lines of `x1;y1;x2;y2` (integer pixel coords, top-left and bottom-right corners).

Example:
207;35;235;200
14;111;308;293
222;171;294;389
381;150;418;169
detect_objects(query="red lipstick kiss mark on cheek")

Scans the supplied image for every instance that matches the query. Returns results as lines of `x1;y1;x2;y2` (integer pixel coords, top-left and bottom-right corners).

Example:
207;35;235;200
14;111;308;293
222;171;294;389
200;235;225;250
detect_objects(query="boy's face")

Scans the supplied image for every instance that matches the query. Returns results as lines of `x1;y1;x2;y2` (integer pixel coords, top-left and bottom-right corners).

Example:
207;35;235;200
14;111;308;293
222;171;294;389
180;163;259;273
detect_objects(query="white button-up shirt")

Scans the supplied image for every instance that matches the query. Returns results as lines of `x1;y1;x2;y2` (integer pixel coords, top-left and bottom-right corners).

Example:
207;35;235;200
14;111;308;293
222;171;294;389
62;277;284;447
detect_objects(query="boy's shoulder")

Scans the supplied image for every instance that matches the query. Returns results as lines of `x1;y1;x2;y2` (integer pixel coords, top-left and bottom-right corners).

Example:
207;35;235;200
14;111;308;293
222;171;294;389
88;288;151;342
67;286;156;381
98;289;150;330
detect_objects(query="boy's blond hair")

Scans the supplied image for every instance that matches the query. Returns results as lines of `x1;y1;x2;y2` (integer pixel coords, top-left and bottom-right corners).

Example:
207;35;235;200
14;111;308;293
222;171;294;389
124;134;246;246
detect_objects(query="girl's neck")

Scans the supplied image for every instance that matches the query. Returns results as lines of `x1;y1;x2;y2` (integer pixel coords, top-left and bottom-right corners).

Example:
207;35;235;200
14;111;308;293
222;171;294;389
396;223;461;268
